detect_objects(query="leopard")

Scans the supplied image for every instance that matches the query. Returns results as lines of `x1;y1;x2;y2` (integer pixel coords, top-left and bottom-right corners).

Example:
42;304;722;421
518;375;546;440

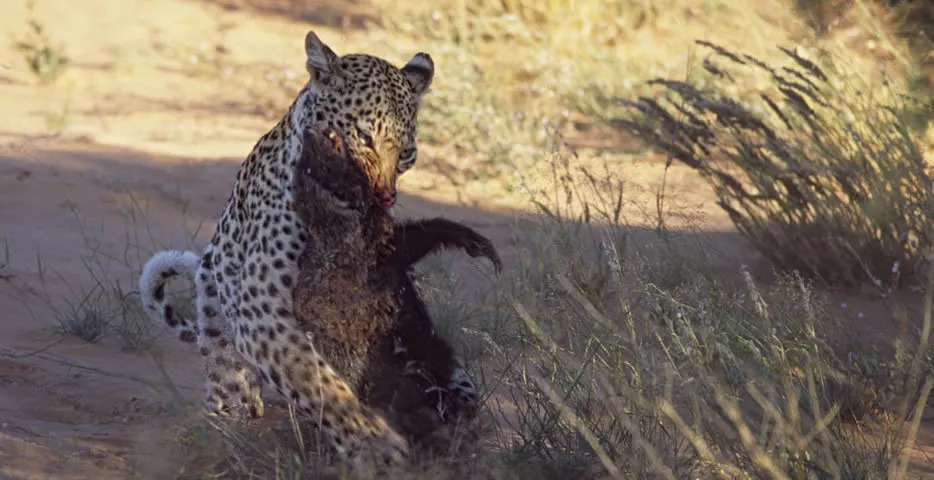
291;125;500;448
136;30;476;471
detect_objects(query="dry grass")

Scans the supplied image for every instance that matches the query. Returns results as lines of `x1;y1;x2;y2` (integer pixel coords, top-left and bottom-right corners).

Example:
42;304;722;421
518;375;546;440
615;40;934;287
464;141;931;479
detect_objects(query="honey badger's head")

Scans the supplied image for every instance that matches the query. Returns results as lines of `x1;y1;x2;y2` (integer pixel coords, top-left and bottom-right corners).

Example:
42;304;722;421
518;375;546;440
293;124;395;252
295;124;374;212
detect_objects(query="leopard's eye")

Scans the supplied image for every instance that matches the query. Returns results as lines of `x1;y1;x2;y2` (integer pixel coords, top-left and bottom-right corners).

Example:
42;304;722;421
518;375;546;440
355;125;375;149
397;148;417;173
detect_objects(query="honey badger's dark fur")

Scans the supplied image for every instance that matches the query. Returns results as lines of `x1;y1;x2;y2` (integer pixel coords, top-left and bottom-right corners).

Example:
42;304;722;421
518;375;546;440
292;125;501;445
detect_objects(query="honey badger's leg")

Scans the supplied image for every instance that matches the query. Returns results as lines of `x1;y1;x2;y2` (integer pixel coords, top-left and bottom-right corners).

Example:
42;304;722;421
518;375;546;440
388;216;501;351
389;219;502;421
390;218;502;273
396;272;480;421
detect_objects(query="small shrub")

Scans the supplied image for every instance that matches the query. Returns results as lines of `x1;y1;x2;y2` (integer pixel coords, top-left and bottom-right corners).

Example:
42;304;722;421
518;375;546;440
50;282;158;349
53;284;112;343
615;40;934;287
13;2;69;84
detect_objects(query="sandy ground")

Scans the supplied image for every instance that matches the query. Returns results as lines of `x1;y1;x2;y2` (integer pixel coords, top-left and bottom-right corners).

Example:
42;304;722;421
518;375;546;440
0;137;530;479
0;0;931;478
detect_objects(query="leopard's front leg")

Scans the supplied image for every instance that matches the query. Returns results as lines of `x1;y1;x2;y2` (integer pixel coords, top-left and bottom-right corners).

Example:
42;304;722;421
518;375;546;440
234;244;409;471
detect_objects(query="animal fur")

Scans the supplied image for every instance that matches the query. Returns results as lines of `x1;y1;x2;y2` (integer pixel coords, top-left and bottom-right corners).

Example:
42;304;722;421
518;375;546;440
291;124;501;447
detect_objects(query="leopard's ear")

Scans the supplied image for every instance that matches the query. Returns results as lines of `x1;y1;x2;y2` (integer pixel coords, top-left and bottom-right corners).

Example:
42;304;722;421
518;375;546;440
305;31;342;83
401;53;434;97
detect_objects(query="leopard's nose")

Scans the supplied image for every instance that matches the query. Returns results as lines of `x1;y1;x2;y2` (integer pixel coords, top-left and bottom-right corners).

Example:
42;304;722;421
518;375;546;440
376;189;396;209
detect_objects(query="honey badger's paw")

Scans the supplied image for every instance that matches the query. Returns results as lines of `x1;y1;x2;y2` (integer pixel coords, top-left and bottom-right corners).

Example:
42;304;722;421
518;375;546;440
447;366;480;419
459;232;502;273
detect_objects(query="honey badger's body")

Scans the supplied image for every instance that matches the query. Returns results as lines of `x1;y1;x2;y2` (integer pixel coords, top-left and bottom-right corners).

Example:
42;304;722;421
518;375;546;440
293;126;501;442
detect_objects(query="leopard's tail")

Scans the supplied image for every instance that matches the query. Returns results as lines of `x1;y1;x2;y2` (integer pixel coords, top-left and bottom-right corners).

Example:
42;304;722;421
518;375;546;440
139;250;202;345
